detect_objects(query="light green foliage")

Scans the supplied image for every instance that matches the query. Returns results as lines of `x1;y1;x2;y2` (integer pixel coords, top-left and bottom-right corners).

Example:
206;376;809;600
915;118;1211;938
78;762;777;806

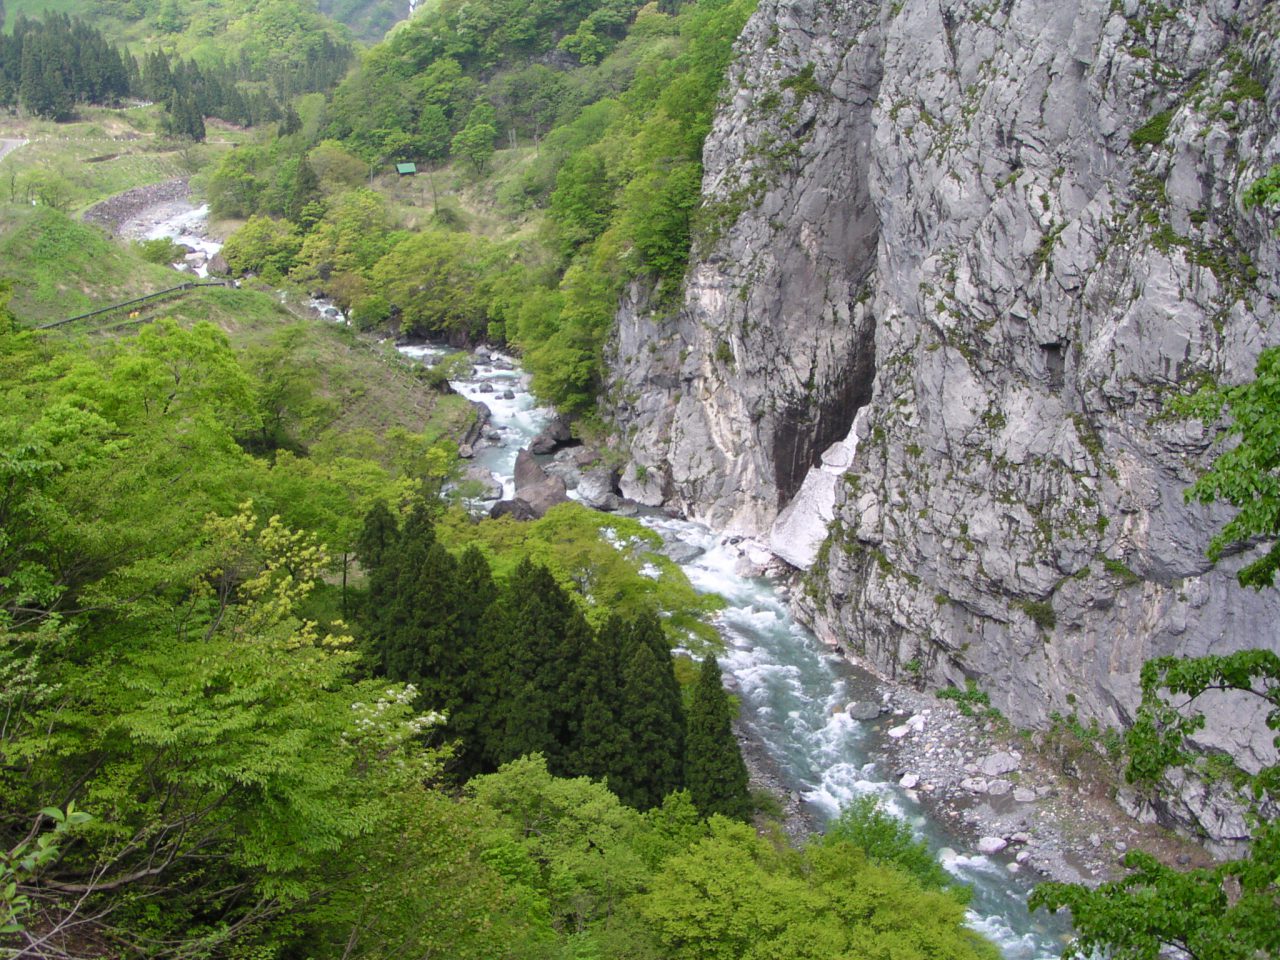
436;501;723;648
291;188;402;305
1130;110;1173;147
1243;164;1280;233
640;817;999;960
451;117;498;175
220;213;302;282
821;795;959;895
0;803;92;936
134;235;185;264
1178;348;1280;589
369;228;489;339
470;755;653;932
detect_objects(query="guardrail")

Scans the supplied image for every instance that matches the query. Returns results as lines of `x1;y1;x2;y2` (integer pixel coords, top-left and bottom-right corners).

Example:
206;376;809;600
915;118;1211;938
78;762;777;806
39;280;232;330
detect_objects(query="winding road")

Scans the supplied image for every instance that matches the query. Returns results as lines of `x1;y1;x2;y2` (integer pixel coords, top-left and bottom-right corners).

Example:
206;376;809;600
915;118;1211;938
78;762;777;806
0;138;28;164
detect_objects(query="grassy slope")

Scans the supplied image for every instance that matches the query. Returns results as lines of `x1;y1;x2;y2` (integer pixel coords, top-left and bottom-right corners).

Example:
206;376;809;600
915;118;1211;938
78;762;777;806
0;202;177;321
1;203;474;444
3;0;87;27
0;107;248;217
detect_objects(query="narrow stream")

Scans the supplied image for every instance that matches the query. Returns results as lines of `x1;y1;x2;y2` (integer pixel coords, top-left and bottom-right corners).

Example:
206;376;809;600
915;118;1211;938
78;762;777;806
140;204;1065;959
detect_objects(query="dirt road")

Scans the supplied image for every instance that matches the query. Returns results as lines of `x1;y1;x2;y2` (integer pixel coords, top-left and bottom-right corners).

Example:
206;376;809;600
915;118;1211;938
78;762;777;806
0;138;28;163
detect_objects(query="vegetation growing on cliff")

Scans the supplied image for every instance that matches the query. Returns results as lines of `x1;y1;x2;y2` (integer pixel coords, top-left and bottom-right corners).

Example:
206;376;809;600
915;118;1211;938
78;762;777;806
1032;264;1280;957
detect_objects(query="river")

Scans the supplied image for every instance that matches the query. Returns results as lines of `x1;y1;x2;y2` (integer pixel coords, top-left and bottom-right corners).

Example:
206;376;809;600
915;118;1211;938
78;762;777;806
139;203;1066;959
435;353;1067;960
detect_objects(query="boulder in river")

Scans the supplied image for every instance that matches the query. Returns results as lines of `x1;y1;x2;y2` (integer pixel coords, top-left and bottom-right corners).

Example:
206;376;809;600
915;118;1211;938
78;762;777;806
978;837;1009;855
576;469;621;511
529;415;574;454
659;540;705;564
512;449;569;517
489;498;539;521
846;701;881;721
462;465;503;502
208;253;230;276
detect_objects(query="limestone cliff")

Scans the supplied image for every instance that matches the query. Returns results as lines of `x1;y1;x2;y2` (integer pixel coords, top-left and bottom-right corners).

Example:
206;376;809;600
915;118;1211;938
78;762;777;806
605;0;1280;843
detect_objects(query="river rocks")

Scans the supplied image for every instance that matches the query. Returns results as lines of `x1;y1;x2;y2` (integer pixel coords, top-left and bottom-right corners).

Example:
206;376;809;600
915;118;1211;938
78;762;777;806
83;176;192;232
887;714;925;739
576;469;622;511
1013;787;1038;804
986;779;1013;797
529;414;574;455
659;539;705;565
462;402;492;450
979;752;1020;778
460;465;503;502
489;499;539;521
846;700;882;721
978;837;1009;856
898;773;920;789
510;448;569;518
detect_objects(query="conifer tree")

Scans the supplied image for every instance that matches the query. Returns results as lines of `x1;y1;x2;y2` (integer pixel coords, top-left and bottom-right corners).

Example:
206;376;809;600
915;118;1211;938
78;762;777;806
378;506;460;704
611;613;684;810
285;156;321;223
445;545;499;777
567;614;628;786
356;501;398;575
685;655;752;821
278;103;302;137
476;559;592;774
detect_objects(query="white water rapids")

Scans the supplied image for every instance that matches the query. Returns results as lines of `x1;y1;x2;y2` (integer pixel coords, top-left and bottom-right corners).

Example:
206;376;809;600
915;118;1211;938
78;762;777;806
140;203;1068;958
404;347;1071;960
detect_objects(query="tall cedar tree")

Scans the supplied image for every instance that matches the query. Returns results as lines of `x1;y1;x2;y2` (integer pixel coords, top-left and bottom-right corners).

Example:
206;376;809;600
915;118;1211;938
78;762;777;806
355;500;399;634
567;614;628;786
445;545;500;778
475;558;593;775
378;505;461;706
612;612;684;810
685;655;752;821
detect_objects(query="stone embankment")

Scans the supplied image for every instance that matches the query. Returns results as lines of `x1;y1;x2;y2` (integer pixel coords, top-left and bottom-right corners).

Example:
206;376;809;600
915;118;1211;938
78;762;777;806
83;177;191;233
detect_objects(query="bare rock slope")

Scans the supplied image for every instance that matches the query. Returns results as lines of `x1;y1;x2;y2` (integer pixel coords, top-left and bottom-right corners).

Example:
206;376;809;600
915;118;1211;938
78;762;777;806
607;0;1280;843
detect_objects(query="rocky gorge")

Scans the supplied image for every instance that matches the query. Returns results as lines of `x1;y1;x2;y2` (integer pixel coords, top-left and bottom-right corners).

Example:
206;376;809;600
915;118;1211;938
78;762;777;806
605;0;1280;847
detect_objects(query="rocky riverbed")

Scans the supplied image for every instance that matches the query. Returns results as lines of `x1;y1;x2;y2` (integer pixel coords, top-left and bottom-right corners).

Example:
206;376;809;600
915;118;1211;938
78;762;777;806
848;679;1215;887
461;406;1205;891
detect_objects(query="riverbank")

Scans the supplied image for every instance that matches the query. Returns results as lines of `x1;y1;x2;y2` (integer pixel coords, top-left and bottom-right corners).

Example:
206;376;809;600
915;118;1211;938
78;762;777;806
840;669;1215;887
83;177;191;233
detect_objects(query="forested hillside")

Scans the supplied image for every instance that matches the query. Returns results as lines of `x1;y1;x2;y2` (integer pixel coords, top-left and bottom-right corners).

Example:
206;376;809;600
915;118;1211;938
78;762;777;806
201;0;754;414
0;230;998;955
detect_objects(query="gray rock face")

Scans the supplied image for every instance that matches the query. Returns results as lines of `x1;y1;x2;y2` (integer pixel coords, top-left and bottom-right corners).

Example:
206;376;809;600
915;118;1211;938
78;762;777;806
509;449;570;518
529;415;575;455
607;0;1280;842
